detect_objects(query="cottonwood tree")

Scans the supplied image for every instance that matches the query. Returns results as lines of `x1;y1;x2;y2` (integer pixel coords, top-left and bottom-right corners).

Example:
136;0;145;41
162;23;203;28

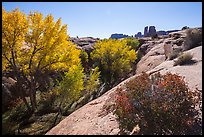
2;8;83;111
91;39;136;87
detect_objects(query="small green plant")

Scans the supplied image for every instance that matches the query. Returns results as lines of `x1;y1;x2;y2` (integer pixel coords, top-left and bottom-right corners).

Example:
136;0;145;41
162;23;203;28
173;52;193;66
110;72;201;135
168;49;180;60
85;67;101;93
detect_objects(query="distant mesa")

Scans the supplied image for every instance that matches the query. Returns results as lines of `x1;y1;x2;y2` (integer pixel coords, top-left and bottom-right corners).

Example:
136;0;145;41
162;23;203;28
156;30;167;36
110;33;129;39
110;26;181;39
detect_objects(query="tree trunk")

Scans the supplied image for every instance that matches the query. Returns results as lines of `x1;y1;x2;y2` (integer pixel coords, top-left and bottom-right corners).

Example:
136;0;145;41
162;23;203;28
18;84;31;112
15;69;32;112
30;76;37;111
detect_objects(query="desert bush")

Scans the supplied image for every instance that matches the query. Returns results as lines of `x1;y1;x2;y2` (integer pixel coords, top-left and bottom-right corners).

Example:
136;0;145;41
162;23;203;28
164;43;173;60
111;72;201;135
37;91;58;115
125;37;140;51
173;52;193;66
114;87;136;133
182;28;202;51
182;26;189;30
168;49;180;60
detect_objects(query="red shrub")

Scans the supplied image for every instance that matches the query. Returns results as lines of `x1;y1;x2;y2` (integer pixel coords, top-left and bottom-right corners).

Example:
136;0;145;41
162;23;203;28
111;72;201;135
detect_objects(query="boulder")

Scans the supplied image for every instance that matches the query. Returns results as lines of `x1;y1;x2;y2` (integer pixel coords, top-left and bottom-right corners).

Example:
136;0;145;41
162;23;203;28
136;43;166;74
163;42;173;60
82;44;95;54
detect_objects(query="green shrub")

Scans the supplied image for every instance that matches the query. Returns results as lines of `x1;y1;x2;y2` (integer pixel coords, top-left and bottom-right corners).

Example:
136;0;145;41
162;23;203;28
173;52;193;66
111;72;201;135
85;67;101;93
36;91;58;115
80;50;89;72
168;49;180;60
182;26;189;30
182;28;202;51
125;37;140;51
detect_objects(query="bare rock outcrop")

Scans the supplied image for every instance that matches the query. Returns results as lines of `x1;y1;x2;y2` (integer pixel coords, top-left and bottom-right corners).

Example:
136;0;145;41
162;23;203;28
136;29;191;74
148;45;202;91
46;28;202;135
46;45;202;135
69;37;99;54
136;43;166;74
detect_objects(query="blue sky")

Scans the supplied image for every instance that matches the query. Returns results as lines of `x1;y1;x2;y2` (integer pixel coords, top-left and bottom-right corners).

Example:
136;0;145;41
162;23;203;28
2;2;202;39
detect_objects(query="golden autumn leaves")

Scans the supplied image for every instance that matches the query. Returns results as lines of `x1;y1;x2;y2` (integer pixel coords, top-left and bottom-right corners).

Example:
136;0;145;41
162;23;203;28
2;7;137;110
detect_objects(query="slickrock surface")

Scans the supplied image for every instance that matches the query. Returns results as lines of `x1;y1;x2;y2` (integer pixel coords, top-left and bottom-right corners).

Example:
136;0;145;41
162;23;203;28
46;30;202;135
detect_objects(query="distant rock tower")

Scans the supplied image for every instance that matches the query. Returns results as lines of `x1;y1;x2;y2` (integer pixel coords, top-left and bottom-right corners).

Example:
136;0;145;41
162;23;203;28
144;26;149;37
149;26;156;37
135;32;142;38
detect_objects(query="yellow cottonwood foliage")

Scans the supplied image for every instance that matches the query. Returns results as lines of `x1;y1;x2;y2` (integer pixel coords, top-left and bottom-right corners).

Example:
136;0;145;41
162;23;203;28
91;39;136;83
2;7;84;101
2;7;81;73
2;8;28;71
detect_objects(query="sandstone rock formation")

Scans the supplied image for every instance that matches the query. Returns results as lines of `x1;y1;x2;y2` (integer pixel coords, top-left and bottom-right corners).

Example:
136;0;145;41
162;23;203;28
136;29;189;74
136;43;166;74
156;30;168;36
46;28;202;135
69;37;99;54
110;33;129;39
46;45;202;135
148;26;156;37
135;32;142;38
144;26;148;37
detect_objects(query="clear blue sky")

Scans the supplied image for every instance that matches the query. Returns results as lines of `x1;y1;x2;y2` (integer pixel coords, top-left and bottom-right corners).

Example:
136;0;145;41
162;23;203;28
2;2;202;39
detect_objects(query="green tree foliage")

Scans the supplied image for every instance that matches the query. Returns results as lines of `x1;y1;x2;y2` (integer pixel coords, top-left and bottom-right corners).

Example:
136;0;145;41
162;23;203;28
124;37;140;51
80;50;89;72
2;7;83;111
90;39;136;86
57;64;85;103
85;67;101;93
